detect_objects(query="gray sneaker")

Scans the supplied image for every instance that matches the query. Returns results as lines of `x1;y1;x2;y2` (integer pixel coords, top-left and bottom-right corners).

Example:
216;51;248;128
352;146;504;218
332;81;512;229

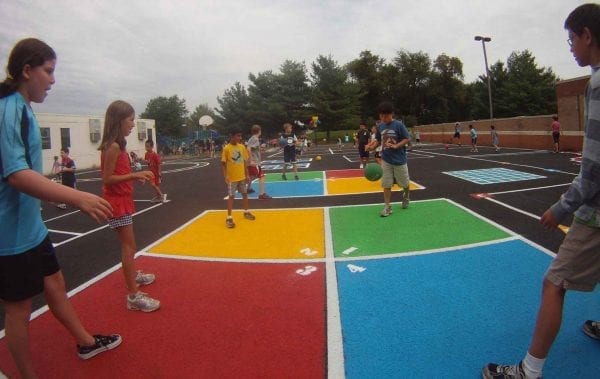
481;361;539;379
402;197;410;209
135;270;155;286
380;206;392;217
244;212;256;220
127;292;160;312
226;217;235;228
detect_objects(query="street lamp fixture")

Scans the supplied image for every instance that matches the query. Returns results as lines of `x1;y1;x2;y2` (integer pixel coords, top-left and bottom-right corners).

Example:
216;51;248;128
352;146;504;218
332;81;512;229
474;35;493;122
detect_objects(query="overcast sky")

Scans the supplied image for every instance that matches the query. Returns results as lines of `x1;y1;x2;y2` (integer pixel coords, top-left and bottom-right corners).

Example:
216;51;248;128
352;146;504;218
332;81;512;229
0;0;592;118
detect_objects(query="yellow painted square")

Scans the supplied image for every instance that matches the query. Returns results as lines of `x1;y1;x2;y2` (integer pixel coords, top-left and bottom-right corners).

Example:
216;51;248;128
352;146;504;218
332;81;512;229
326;177;423;195
148;209;325;260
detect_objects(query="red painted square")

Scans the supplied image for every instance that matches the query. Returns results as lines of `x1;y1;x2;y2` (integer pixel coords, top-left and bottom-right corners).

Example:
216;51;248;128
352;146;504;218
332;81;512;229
0;256;326;378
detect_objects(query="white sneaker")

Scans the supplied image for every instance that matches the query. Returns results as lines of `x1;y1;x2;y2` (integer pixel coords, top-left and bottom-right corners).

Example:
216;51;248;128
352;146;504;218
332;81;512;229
135;270;155;286
127;292;160;312
359;164;364;169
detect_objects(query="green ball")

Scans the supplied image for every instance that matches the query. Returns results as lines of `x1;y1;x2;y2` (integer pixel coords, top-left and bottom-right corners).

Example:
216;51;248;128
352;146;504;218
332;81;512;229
364;163;383;181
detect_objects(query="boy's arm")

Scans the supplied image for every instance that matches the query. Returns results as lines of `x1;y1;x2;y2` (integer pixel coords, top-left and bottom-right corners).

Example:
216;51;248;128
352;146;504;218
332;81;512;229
547;81;600;225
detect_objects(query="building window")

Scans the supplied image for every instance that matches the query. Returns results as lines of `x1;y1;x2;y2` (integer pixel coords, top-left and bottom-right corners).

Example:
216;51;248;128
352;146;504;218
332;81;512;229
137;121;147;141
60;128;71;149
89;119;101;143
40;127;51;149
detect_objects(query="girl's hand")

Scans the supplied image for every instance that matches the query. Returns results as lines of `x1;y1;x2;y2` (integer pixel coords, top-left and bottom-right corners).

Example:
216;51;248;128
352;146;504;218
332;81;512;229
135;170;154;183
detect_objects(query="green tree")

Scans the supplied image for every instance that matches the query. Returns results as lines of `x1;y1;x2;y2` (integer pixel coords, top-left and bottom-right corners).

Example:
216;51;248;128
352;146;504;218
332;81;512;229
215;82;252;133
311;55;361;138
428;54;468;123
392;50;432;125
346;50;386;120
140;95;188;137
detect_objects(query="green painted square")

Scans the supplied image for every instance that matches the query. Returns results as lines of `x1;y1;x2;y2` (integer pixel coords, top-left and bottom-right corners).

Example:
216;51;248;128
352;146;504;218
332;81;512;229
264;170;324;182
330;199;510;257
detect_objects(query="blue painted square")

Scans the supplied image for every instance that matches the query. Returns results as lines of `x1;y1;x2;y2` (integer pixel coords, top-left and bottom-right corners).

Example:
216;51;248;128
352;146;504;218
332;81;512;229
337;239;600;378
235;178;324;199
443;168;545;184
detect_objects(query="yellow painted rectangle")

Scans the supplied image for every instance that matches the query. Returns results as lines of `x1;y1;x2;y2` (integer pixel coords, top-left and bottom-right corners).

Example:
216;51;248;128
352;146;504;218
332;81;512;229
326;177;423;195
148;209;325;260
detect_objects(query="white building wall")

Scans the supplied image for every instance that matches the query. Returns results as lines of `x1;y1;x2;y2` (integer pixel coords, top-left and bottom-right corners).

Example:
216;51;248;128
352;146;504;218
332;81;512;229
36;113;156;175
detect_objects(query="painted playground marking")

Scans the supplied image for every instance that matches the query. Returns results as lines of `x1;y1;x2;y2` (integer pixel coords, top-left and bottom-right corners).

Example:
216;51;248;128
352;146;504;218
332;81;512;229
443;167;546;184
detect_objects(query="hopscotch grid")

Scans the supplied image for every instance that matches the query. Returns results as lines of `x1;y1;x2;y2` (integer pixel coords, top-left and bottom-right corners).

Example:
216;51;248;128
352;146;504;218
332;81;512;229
1;198;552;340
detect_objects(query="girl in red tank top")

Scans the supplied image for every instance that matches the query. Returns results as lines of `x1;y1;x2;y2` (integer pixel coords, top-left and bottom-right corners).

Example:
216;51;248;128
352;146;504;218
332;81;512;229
98;100;160;312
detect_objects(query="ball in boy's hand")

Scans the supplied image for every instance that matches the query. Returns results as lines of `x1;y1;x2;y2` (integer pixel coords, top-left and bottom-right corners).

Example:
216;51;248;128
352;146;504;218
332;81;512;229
279;137;287;147
134;162;142;171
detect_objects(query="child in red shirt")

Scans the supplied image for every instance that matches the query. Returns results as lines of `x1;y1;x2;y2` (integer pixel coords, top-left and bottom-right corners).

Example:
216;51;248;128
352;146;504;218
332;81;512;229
144;139;165;202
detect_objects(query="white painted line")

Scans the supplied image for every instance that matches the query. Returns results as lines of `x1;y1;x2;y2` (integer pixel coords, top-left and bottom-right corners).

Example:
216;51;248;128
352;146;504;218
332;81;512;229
488;183;571;195
47;229;83;236
341;246;358;255
44;209;81;222
325;207;345;378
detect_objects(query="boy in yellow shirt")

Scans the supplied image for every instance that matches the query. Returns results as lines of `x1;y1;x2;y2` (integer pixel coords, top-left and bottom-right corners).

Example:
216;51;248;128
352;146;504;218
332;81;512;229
221;129;255;228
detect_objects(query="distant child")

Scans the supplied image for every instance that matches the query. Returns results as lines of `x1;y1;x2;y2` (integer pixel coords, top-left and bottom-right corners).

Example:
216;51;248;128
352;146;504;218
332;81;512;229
415;130;421;146
490;125;500;152
483;4;600;378
246;124;272;200
337;136;343;151
356;121;371;168
222;128;256;228
453;122;462;146
51;155;61;181
99;100;160;313
469;124;478;152
143;139;165;203
281;122;299;180
0;38;120;378
55;147;76;209
551;114;561;153
367;124;382;164
370;101;411;217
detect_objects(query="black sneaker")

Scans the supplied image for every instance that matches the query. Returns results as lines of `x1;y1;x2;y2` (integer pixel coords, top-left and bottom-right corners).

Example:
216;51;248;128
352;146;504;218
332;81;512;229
583;320;600;340
247;187;256;194
77;334;122;359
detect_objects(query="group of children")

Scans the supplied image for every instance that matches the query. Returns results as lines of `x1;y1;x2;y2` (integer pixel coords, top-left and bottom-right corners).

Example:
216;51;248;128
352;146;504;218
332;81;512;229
1;4;599;378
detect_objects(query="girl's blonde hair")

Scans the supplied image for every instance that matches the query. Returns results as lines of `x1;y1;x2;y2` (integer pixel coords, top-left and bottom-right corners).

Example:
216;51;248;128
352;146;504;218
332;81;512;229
98;100;134;151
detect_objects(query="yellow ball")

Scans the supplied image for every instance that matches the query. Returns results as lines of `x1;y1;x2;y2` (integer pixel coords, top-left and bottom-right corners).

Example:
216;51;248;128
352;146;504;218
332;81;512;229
315;155;322;160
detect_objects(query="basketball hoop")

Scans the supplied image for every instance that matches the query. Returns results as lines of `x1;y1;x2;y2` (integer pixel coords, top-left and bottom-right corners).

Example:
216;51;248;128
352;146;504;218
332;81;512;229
199;115;214;131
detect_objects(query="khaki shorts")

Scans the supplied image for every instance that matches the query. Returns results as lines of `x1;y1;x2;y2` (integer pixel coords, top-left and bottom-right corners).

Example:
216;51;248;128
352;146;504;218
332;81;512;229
545;221;600;291
227;180;247;197
381;160;410;189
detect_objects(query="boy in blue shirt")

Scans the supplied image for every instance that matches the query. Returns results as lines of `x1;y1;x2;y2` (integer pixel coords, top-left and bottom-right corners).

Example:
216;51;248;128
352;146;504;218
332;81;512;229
368;101;411;217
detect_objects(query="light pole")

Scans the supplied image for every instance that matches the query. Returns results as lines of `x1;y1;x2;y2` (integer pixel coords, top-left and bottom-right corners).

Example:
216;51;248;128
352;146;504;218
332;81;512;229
474;35;493;122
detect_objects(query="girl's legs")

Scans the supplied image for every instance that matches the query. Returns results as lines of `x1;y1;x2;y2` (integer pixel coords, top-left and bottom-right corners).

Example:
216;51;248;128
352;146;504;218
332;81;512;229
115;225;138;295
43;271;95;346
4;299;36;379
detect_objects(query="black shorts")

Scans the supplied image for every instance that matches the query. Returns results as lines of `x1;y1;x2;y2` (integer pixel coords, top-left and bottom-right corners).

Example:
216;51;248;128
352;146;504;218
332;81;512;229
453;132;460;138
283;147;296;163
0;235;60;301
552;132;560;143
358;143;369;158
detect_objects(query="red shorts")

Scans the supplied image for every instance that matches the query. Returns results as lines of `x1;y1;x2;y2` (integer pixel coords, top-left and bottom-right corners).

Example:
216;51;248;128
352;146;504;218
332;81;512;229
248;165;264;179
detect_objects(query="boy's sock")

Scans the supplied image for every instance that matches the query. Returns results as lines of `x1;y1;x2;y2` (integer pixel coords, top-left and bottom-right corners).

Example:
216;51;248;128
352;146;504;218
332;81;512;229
522;352;544;378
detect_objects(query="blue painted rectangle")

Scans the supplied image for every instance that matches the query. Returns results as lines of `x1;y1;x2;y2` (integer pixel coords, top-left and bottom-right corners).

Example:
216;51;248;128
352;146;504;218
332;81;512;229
236;179;324;199
443;168;545;184
337;239;600;378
